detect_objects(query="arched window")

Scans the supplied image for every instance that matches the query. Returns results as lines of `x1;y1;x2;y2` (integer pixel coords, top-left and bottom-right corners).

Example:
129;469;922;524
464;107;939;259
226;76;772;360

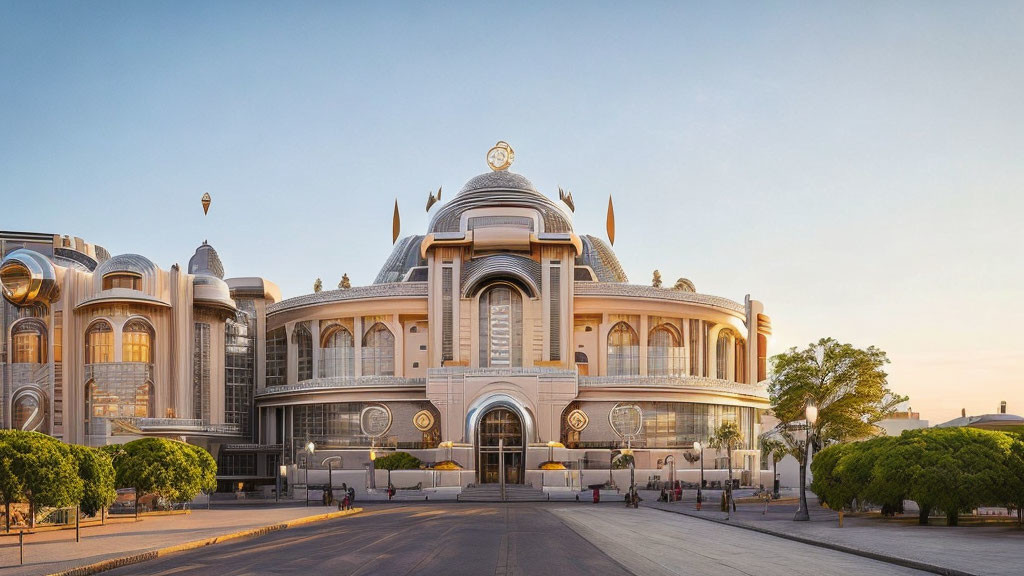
648;324;684;376
320;325;354;378
478;284;523;367
266;327;287;387
102;273;141;291
12;320;46;364
734;338;747;384
607;322;639;376
294;323;313;381
122;319;153;363
716;329;734;380
85;321;113;364
362;322;395;376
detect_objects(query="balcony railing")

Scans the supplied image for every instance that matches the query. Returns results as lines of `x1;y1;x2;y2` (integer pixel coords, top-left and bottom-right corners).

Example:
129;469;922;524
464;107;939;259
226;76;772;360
579;375;768;398
114;417;243;435
257;376;426;397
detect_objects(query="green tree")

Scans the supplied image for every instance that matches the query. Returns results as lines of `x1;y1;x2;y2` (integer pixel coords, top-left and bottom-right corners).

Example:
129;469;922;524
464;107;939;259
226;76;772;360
68;445;117;517
709;421;744;517
809;442;854;510
0;430;82;527
181;443;217;494
372;451;422;471
759;434;789;496
769;338;905;444
0;440;25;531
115;438;212;507
902;428;1012;526
1006;433;1024;527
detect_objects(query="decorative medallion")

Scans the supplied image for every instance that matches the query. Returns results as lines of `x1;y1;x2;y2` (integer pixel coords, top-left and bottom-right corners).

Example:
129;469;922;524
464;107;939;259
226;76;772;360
609;402;643;441
566;408;589;432
412;409;435;432
359;404;393;438
486;141;515;171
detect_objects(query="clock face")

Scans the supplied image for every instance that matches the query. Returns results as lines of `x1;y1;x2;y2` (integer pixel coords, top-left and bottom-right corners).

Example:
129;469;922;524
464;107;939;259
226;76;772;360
486;141;514;171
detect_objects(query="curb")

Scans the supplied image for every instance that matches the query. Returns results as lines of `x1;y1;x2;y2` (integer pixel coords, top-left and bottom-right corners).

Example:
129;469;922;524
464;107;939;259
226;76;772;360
47;507;363;576
647;505;977;576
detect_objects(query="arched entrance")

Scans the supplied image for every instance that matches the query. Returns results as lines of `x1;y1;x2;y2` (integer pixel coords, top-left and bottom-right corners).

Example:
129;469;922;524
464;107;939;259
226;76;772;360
477;407;524;484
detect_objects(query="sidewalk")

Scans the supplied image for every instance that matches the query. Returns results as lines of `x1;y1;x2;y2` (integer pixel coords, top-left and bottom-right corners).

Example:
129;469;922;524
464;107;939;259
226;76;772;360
643;490;1024;576
0;503;359;576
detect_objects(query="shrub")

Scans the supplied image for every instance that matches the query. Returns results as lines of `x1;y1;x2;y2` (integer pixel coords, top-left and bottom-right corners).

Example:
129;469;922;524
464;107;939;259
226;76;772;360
373;451;422;471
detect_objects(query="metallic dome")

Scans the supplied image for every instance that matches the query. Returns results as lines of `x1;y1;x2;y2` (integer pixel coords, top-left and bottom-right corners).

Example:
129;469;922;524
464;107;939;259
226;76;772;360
188;241;225;279
0;249;60;306
428;171;573;235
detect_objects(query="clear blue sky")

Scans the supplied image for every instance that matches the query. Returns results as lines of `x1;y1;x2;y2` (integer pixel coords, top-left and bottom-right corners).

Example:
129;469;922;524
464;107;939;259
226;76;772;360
2;2;1022;424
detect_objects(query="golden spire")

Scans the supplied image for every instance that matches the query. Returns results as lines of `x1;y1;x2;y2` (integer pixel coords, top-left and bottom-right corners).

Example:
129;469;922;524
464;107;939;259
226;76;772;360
606;195;616;246
392;199;401;244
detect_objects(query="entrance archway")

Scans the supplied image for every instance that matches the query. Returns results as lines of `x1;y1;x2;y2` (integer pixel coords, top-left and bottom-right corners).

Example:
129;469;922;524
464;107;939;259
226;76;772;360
477;407;524;484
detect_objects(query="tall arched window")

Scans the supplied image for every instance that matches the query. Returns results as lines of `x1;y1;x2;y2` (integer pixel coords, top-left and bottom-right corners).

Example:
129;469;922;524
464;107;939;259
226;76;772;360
266;327;287;387
607;322;639;376
478;284;523;368
12;320;46;364
122;319;153;363
320;324;354;378
294;323;313;381
716;329;734;380
648;324;683;376
362;322;395;376
734;338;747;384
85;321;113;364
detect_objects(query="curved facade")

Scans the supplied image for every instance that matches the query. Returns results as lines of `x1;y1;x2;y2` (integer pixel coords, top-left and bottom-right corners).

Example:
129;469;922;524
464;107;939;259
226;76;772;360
1;147;772;491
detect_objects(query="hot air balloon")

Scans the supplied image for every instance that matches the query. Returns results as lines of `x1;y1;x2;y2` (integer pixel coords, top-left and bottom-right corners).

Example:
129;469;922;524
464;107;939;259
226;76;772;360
201;193;211;215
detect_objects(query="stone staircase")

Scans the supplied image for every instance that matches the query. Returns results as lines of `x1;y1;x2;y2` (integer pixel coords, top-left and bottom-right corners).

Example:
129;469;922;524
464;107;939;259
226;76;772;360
457;483;550;502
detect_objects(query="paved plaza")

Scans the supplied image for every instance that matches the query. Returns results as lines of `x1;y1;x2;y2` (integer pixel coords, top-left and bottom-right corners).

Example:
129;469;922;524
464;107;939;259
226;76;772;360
0;504;346;576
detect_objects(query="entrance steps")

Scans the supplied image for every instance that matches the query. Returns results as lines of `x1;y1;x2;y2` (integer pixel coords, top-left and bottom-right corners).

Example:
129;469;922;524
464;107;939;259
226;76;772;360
458;483;550;502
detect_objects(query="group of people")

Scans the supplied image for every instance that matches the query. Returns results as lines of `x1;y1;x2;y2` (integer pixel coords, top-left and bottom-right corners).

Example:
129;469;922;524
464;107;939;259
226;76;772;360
657;481;684;503
331;483;356;511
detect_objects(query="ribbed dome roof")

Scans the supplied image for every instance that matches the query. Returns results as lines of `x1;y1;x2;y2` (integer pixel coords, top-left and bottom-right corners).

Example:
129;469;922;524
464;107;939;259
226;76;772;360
428;171;573;235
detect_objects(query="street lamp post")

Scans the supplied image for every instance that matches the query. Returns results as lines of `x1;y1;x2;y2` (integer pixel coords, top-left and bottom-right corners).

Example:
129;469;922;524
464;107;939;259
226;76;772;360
693;441;704;509
304;441;316;507
277;464;287;502
664;455;675;501
322;456;342;506
795;403;818;521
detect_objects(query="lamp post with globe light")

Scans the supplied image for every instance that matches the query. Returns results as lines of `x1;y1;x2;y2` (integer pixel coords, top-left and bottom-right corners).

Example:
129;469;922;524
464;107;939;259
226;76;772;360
795;403;818;521
304;441;315;507
693;441;704;509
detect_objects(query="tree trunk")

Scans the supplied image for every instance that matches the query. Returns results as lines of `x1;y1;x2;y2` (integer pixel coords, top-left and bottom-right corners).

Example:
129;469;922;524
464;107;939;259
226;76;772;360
918;503;929;525
5;501;9;532
29;500;35;529
946;510;958;527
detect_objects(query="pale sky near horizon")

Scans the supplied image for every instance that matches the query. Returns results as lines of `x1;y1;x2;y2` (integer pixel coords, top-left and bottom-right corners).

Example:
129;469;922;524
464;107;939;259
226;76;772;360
2;2;1022;425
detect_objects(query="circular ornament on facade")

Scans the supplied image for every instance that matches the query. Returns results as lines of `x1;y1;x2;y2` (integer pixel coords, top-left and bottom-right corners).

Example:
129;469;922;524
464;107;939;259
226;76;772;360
412;409;435;432
486;141;515;171
566;408;589;432
359;404;392;438
609;403;643;441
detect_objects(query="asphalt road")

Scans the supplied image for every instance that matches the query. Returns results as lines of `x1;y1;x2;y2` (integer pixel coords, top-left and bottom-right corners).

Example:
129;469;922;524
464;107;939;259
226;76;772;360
104;503;634;576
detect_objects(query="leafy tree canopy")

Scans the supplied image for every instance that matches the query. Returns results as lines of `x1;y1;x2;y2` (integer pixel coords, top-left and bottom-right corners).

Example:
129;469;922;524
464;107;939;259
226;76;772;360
69;444;117;516
769;337;906;444
115;438;215;503
0;430;82;512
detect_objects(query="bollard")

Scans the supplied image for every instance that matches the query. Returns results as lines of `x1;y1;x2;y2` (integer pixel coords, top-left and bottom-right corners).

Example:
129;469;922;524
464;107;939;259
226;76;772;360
839;510;844;528
19;530;24;565
76;506;80;542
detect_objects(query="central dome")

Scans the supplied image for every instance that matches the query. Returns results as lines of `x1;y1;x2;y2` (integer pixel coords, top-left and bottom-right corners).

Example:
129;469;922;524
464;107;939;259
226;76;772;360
457;170;538;195
428;171;573;235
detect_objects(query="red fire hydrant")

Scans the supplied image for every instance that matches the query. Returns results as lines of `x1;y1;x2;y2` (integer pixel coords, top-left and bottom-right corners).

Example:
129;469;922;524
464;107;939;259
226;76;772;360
593;487;600;504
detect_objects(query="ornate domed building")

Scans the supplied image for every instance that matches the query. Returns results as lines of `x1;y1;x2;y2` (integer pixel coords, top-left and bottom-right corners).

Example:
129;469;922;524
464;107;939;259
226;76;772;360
1;143;773;495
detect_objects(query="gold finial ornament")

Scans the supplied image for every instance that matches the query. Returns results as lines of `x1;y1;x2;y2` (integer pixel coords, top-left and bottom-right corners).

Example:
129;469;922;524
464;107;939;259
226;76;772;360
426;186;442;212
201;193;211;215
486;141;515;171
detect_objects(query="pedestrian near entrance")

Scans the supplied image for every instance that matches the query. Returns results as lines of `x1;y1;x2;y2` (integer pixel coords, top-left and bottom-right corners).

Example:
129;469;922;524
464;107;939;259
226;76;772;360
348;487;355;505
